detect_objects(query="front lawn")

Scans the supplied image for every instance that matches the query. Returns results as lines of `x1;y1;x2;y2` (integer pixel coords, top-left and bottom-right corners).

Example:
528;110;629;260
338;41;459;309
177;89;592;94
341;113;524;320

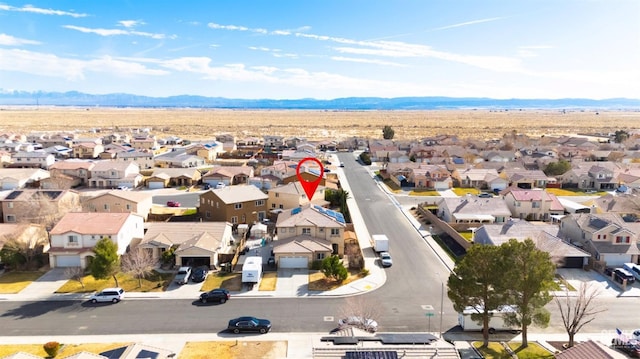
473;342;554;359
201;272;242;292
0;271;46;294
259;272;277;291
452;187;480;196
0;342;129;357
408;189;440;196
55;271;173;293
308;270;366;291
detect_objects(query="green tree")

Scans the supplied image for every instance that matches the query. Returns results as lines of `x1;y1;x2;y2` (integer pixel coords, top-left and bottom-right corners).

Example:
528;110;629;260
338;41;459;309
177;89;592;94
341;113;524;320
89;237;121;287
614;130;629;143
336;189;351;223
447;244;507;347
543;159;571;176
500;239;556;348
382;125;395;140
320;255;348;282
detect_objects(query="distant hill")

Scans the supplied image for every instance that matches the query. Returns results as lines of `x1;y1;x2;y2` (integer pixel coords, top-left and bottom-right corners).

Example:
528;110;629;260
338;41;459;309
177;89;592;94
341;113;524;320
1;90;639;110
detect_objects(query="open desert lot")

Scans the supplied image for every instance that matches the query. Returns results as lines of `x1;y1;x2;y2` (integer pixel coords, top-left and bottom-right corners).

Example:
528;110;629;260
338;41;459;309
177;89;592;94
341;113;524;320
1;107;639;140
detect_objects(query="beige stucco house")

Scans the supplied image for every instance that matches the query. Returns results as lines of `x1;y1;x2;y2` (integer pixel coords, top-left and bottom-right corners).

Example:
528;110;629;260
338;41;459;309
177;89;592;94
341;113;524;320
83;190;154;220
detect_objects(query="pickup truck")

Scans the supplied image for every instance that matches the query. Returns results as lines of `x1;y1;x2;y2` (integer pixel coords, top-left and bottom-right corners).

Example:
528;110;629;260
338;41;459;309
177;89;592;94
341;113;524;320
175;266;192;285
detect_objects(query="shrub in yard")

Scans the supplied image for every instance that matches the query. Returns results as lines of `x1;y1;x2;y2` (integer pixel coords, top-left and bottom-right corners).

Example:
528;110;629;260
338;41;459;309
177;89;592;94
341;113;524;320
310;260;323;270
43;341;61;357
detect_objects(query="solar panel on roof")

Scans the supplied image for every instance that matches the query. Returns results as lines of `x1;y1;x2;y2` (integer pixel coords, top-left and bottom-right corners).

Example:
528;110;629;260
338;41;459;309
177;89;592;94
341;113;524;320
291;207;302;215
5;191;22;200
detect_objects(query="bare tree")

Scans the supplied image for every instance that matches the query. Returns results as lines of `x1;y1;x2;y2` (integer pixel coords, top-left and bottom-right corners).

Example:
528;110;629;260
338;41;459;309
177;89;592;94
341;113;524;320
338;296;381;333
121;247;158;288
0;224;48;270
20;191;81;231
64;266;85;289
554;282;607;347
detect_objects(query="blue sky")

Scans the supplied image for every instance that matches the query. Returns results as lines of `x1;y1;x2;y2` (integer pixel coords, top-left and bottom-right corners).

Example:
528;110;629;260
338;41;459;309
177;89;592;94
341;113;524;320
1;0;639;99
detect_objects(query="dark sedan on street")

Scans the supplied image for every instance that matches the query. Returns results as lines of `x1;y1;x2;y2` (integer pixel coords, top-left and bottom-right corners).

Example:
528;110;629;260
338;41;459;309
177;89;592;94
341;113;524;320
199;288;230;303
227;316;272;334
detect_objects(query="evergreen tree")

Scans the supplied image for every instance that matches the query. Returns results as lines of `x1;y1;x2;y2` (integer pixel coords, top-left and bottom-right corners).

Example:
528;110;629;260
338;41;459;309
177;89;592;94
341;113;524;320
89;237;121;287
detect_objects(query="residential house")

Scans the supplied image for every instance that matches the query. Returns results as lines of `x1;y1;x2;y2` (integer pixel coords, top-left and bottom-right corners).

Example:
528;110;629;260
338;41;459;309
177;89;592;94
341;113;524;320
146;168;202;189
199;184;269;224
0;168;50;190
101;132;131;145
437;196;511;224
154;149;205;168
455;168;507;191
99;143;131;159
281;148;317;161
138;222;235;268
48;160;94;187
474;219;590;268
42;145;73;159
260;161;298;182
116;149;155;170
9;151;55;169
263;135;284;150
284;136;306;149
72;142;104;159
559;213;640;267
202;166;254;187
248;175;280;191
48;212;144;268
130;136;158;151
273;204;347;268
411;164;452;190
83;190;154;220
500;187;564;221
1;189;81;225
282;168;327;187
189;141;225;162
591;194;640;220
88;161;142;189
502;168;556;189
369;140;398;162
268;181;327;210
482;150;517;163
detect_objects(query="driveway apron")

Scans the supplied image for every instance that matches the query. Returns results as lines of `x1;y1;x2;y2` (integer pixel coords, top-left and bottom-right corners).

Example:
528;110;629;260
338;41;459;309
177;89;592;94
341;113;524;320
276;269;309;297
18;268;69;298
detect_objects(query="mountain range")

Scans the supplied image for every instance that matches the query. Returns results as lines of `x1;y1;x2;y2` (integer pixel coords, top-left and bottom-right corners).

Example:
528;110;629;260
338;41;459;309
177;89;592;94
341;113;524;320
1;90;639;110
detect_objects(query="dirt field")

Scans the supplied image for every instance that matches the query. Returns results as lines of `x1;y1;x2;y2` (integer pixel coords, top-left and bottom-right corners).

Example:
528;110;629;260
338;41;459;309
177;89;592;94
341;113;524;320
2;107;639;140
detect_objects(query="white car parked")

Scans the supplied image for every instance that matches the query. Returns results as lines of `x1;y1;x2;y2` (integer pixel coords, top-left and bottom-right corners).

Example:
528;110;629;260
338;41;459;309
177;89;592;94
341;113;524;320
89;287;125;303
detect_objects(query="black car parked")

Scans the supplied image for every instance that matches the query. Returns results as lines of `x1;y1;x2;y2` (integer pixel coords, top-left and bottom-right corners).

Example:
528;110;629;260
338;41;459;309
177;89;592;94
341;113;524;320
191;267;208;283
227;316;272;334
614;268;636;284
199;288;230;303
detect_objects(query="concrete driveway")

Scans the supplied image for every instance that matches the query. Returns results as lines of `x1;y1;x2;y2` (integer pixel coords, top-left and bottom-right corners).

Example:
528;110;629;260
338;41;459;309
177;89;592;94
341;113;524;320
274;269;310;297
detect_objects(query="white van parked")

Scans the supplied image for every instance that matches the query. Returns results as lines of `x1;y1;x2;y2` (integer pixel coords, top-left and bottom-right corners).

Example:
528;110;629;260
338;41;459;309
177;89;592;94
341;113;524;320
622;263;640;281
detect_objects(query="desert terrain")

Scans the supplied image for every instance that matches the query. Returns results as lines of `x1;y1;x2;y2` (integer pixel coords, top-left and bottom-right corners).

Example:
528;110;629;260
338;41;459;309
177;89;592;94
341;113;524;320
1;107;639;140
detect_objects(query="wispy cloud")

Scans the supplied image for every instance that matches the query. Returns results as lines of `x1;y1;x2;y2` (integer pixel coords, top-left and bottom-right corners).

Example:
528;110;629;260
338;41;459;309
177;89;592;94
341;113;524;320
431;17;504;31
249;46;299;59
207;22;267;34
119;20;145;28
0;4;87;17
331;56;406;67
0;48;168;81
0;33;41;46
63;25;174;40
517;45;554;58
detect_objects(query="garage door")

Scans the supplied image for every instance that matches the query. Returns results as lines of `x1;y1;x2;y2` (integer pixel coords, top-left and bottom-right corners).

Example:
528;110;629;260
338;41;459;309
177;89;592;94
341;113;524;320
179;257;211;268
148;181;165;189
279;256;308;269
560;257;585;268
56;255;81;267
605;254;629;267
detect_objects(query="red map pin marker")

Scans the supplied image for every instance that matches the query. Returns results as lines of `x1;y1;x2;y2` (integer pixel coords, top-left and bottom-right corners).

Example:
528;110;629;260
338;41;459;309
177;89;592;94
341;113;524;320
296;157;324;201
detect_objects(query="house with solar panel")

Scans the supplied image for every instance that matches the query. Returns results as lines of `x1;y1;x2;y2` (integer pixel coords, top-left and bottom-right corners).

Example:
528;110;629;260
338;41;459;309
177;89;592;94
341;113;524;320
272;204;346;268
0;189;81;224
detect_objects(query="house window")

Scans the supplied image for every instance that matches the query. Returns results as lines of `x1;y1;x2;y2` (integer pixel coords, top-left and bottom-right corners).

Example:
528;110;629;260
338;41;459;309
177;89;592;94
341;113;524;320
231;216;238;224
6;215;16;222
289;228;295;233
68;235;79;245
331;228;340;236
597;234;601;240
271;204;276;208
255;200;265;206
206;211;211;218
7;203;13;208
234;203;243;210
104;204;109;210
515;202;521;207
275;193;280;198
532;201;540;208
319;228;324;233
302;228;311;235
316;253;326;260
126;204;131;210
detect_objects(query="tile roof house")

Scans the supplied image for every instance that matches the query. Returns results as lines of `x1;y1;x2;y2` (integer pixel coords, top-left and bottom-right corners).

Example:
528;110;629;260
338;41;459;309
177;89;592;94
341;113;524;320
437;196;512;224
146;168;202;189
273;204;347;268
268;181;327;210
554;339;624;359
0;168;50;190
559;213;640;267
83;190;154;220
199;184;269;224
500;187;564;221
474;219;590;268
0;189;81;225
88;161;142;189
48;212;144;268
260;160;299;182
9;151;55;169
455;168;507;191
502;168;556;189
48;159;95;187
202;166;254;187
72;142;104;159
138;222;235;268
